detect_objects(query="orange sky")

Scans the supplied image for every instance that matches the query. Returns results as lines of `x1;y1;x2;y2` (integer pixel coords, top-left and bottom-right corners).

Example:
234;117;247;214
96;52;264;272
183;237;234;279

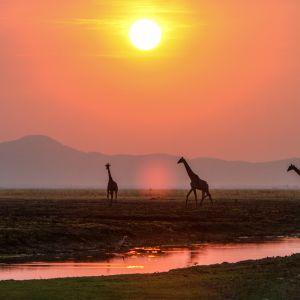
0;0;299;161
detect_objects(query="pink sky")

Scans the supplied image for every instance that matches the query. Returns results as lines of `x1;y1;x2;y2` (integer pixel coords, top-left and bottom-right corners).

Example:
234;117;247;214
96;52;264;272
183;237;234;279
0;0;299;161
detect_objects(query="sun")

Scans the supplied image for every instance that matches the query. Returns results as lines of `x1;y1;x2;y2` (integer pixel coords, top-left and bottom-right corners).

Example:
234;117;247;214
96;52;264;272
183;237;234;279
129;19;162;51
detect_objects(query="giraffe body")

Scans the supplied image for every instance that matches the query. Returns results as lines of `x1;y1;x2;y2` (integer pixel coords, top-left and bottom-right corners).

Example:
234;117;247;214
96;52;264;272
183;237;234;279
105;164;118;207
178;157;213;207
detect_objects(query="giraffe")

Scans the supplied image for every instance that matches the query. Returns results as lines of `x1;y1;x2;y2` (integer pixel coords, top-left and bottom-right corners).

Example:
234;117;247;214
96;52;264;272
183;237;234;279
105;163;118;206
177;157;213;207
287;164;300;176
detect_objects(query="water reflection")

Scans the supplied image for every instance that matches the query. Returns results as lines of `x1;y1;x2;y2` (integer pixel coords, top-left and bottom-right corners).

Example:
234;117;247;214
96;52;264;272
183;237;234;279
0;238;299;281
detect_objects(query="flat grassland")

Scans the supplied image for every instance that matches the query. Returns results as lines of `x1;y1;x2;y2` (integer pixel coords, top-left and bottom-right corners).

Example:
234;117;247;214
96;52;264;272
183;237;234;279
0;254;299;300
0;189;299;262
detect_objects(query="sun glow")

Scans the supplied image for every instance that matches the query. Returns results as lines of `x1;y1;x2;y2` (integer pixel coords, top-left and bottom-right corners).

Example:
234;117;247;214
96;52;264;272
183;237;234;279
129;19;162;51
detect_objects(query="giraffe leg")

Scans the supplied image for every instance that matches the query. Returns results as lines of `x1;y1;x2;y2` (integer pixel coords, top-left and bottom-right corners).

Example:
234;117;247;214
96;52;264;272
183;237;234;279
110;191;113;207
193;189;198;207
186;189;193;207
200;191;205;206
208;192;213;205
107;189;109;200
115;190;118;201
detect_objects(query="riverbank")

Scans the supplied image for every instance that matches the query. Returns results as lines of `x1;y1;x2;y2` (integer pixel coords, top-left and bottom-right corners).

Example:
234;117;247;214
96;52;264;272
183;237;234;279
0;254;299;299
0;189;299;263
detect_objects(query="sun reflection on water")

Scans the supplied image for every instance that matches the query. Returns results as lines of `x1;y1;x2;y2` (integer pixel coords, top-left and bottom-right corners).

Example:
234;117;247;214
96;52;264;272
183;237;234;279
0;238;299;281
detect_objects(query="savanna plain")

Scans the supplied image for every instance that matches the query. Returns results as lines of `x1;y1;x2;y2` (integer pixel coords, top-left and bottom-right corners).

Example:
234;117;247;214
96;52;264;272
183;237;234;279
0;189;299;299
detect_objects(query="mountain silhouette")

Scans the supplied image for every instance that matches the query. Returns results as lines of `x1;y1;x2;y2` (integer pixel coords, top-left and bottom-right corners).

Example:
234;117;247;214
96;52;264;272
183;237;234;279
0;135;299;189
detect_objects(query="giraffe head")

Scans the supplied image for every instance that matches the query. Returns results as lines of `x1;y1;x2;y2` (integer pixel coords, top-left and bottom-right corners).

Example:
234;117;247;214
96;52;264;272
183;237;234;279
105;163;111;170
287;164;295;172
177;157;185;164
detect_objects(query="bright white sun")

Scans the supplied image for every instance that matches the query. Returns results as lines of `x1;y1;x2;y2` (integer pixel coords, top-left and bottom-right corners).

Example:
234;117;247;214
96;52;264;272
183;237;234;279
129;19;162;51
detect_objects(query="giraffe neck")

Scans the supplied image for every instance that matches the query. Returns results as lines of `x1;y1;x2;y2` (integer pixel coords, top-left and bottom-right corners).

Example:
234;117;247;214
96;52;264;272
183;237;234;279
292;166;300;176
183;160;196;180
107;169;113;181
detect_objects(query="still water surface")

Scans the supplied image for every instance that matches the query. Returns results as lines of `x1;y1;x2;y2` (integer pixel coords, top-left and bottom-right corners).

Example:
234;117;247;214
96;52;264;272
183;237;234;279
0;238;299;281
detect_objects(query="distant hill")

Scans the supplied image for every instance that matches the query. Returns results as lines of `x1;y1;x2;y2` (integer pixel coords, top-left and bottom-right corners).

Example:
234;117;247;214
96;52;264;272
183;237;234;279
0;135;299;189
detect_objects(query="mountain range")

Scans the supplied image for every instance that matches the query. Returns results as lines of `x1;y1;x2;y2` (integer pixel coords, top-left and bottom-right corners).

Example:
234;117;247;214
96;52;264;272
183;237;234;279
0;135;299;189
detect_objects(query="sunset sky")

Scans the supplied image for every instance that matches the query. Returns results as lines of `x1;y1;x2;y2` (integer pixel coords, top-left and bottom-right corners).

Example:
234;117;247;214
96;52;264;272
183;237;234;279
1;0;299;161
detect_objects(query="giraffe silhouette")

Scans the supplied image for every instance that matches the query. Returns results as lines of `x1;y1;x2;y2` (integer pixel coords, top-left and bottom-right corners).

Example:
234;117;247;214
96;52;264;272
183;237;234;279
105;163;118;206
177;157;212;207
287;164;300;176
